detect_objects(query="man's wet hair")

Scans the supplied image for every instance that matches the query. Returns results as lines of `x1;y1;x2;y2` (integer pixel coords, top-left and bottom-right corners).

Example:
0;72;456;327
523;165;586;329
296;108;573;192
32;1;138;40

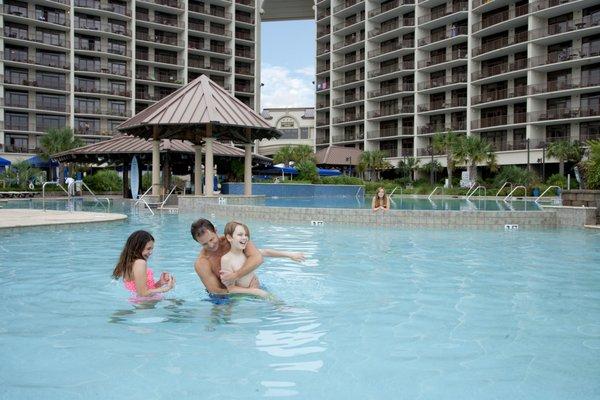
190;218;216;241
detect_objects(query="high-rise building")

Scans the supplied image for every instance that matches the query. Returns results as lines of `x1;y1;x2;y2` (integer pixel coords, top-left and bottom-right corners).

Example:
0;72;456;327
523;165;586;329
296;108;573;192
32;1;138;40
1;0;259;157
315;0;600;169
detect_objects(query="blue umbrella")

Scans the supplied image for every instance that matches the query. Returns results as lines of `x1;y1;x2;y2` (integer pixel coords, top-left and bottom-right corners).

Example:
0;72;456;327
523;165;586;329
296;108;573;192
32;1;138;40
26;155;59;168
261;166;341;177
0;156;11;167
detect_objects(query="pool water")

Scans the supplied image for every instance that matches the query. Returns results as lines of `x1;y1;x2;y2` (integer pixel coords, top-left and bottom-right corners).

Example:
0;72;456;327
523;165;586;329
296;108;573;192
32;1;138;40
1;201;599;399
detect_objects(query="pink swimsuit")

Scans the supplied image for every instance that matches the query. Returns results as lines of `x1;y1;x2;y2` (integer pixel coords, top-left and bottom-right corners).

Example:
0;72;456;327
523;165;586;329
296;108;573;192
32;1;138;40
124;268;156;293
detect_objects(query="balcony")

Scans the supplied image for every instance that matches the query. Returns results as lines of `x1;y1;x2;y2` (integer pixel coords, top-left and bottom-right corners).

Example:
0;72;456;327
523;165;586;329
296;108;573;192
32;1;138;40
189;23;232;37
316;81;330;91
333;16;365;33
332;131;365;142
138;33;183;47
332;74;364;87
417;122;466;134
187;4;231;19
418;2;468;25
332;93;364;106
472;31;528;57
74;1;131;16
530;79;600;95
368;18;414;38
418;26;467;47
235;66;253;75
418;98;466;112
380;148;398;158
236;0;254;6
368;40;414;58
367;106;413;118
332;114;364;124
236;14;255;24
136;14;183;28
316;118;330;126
333;0;363;14
471;86;528;104
189;43;232;55
235;31;253;41
530;16;600;40
316;134;330;144
2;6;69;27
5;122;30;131
75;86;130;97
316;10;330;21
4;31;70;49
471;58;528;81
235;49;254;59
332;55;364;69
471;113;526;129
367;127;413;139
74;106;131;117
235;84;254;93
417;49;467;68
144;0;182;8
418;74;467;90
530;107;600;122
529;0;577;12
369;0;414;18
368;83;414;98
472;3;529;32
3;77;70;91
332;33;365;51
368;61;414;78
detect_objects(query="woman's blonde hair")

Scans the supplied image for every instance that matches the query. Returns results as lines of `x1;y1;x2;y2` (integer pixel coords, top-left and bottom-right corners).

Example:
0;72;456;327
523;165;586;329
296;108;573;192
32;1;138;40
224;221;250;238
373;187;389;208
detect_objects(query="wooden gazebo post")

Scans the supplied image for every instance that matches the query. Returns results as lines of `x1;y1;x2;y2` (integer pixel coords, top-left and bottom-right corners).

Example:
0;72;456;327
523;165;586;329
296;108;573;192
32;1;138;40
193;143;203;195
152;126;161;196
244;128;252;196
204;124;214;196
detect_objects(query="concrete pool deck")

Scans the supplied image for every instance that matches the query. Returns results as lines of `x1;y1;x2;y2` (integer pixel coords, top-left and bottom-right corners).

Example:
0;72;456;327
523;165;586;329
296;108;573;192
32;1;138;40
0;209;127;229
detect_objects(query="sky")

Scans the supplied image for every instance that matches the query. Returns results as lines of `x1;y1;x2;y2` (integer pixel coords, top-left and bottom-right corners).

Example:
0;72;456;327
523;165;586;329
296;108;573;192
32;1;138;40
260;20;315;109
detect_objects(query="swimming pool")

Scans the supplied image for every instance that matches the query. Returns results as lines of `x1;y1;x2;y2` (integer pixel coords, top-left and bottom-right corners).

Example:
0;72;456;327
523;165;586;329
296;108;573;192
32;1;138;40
264;196;544;211
1;202;599;399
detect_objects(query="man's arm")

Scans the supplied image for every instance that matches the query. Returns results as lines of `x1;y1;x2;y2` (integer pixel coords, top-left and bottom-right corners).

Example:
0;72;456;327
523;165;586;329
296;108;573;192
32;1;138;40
194;256;227;294
220;240;263;282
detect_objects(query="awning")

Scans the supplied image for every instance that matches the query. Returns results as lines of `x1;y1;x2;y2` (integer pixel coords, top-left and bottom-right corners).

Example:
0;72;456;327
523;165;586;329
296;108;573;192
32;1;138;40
0;156;11;167
260;166;341;176
26;155;59;168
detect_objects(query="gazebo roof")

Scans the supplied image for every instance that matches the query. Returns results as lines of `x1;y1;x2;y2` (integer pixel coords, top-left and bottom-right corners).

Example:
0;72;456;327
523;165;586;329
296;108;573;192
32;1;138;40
117;75;281;143
315;146;363;166
51;135;271;165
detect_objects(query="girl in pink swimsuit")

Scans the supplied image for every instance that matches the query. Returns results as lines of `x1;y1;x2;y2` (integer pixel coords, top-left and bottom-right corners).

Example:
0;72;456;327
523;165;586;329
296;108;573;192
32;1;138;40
112;230;175;297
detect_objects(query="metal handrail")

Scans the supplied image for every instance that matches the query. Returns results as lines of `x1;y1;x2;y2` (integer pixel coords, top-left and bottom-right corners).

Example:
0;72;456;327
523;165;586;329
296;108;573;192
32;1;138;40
42;181;69;212
80;181;110;210
464;181;478;197
503;185;526;202
496;182;513;197
389;186;399;197
428;186;442;200
466;186;487;200
535;185;561;203
158;185;181;209
134;186;153;205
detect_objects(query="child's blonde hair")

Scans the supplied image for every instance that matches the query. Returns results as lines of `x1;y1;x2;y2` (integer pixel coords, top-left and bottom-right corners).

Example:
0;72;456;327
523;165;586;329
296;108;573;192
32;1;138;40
224;221;250;238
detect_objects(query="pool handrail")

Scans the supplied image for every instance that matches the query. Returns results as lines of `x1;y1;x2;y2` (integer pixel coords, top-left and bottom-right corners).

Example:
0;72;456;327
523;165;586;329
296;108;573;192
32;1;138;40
42;181;69;211
496;182;513;197
503;185;526;202
159;185;181;209
80;181;110;211
464;181;478;198
134;186;153;206
428;186;442;200
466;186;487;200
535;185;561;203
389;186;400;198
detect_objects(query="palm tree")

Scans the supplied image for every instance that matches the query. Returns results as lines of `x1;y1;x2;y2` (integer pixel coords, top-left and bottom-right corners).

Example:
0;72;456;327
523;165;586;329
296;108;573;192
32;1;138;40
358;150;391;181
432;130;458;187
404;157;420;182
453;135;496;182
547;140;582;176
39;127;83;181
272;145;315;166
272;145;296;166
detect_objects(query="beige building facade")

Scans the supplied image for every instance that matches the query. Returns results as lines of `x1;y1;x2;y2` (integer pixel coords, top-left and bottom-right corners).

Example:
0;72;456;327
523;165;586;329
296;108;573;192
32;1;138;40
256;107;315;156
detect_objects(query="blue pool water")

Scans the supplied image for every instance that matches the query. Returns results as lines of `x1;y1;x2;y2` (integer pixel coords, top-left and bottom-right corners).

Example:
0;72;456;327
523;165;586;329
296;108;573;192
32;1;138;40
264;196;544;211
1;200;599;399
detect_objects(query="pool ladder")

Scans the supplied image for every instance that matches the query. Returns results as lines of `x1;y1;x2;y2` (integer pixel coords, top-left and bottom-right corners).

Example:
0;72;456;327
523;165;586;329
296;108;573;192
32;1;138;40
503;186;527;202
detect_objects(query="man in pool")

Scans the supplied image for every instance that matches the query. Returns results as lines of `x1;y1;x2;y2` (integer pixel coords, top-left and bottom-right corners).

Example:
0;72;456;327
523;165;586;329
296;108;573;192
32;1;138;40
190;218;305;294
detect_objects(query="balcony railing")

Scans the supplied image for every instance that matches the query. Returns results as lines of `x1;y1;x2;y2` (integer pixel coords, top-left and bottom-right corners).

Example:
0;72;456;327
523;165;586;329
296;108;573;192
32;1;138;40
472;86;528;104
417;122;466;134
74;106;131;117
316;10;330;20
236;14;255;24
418;2;468;24
235;49;254;58
189;23;232;37
236;0;255;6
368;40;414;58
332;74;364;87
332;131;365;142
138;34;183;47
472;31;528;56
368;61;414;78
418;98;466;112
332;94;364;105
418;74;467;90
136;14;183;28
332;33;365;51
333;0;363;14
333;16;365;32
4;77;70;91
316;118;329;126
367;106;413;118
529;107;600;122
235;32;253;41
369;0;415;18
154;54;179;64
2;6;70;26
368;83;414;98
418;26;467;46
316;134;330;144
189;43;232;54
417;49;467;68
529;0;576;11
529;79;600;94
235;66;253;75
74;1;131;16
332;114;364;124
367;127;413;138
530;16;600;40
471;113;526;129
471;58;528;80
332;55;364;69
75;86;130;97
4;31;70;48
235;84;254;93
472;3;529;32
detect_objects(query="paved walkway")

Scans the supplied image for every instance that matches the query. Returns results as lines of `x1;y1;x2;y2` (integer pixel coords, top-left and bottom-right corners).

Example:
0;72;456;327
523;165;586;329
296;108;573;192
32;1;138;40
0;209;127;229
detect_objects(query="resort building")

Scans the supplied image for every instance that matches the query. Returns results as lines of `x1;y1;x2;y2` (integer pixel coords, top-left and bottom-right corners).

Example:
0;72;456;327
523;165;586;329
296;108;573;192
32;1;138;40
0;0;261;161
2;0;600;171
257;107;315;156
315;0;600;169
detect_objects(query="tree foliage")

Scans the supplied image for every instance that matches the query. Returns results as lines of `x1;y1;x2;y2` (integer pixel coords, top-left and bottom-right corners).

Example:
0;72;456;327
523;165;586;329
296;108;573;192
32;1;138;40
432;130;459;187
453;136;497;181
39;127;84;160
546;140;582;176
358;150;392;181
272;145;315;166
295;159;319;183
583;140;600;189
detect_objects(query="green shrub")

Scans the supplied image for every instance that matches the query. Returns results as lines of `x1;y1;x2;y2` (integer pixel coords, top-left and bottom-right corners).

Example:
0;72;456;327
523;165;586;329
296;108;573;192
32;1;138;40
493;165;539;187
142;172;152;190
296;160;319;183
83;170;122;192
584;140;600;189
545;173;566;188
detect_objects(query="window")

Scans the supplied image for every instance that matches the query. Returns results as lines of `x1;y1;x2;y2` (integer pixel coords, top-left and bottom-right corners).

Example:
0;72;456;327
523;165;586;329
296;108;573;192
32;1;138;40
75;97;100;114
109;61;127;76
75;13;100;30
36;28;66;47
108;40;126;56
75;76;99;92
36;6;67;25
5;1;27;17
108;100;126;116
36;72;66;90
580;121;600;140
546;124;570;141
107;120;121;133
580;92;600;115
5;112;29;130
37;93;66;111
36;114;66;132
4;23;28;40
76;35;100;51
279;129;299;139
5;46;28;62
5;68;28;85
74;118;100;134
300;128;309;139
109;81;127;96
37;50;67;68
6;134;29;152
581;63;600;87
75;55;100;72
6;91;28;107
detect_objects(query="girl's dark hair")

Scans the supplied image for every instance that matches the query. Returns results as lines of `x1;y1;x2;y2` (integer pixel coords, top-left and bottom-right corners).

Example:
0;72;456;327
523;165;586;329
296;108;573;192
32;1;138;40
112;230;154;280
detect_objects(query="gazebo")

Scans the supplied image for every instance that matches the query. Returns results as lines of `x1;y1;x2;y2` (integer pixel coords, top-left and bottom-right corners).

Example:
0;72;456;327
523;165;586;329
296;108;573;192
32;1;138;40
117;75;281;196
52;135;271;197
